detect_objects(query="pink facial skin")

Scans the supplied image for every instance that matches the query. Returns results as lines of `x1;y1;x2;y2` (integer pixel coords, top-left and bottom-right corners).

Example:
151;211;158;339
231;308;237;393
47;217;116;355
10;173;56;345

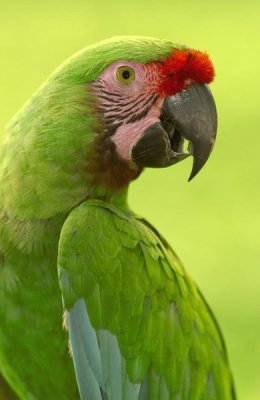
112;101;163;162
99;61;160;96
95;61;164;163
93;49;215;165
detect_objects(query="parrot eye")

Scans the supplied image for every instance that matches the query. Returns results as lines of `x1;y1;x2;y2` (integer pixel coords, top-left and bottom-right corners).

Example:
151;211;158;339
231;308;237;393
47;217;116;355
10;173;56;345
116;66;135;85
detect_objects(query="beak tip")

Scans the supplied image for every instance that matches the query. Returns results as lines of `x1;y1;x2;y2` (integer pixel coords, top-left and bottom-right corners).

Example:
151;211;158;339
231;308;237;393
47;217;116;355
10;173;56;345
188;174;194;182
188;150;210;182
188;168;198;182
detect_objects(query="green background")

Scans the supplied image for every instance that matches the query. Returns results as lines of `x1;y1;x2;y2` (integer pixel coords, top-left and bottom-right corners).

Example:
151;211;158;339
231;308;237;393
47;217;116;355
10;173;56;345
0;0;259;398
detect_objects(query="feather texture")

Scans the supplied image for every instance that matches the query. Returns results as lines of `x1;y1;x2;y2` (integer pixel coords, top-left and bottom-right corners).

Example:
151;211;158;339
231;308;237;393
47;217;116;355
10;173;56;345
0;36;235;399
58;199;235;400
68;299;103;400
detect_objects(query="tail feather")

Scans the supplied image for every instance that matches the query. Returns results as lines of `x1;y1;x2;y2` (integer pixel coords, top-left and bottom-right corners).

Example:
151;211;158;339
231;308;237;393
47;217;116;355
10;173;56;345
68;299;103;400
138;374;149;400
98;330;122;400
68;299;143;400
98;330;141;400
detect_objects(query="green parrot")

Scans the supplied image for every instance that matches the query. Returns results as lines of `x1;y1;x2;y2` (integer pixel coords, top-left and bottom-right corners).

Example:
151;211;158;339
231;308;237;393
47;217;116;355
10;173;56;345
0;36;236;400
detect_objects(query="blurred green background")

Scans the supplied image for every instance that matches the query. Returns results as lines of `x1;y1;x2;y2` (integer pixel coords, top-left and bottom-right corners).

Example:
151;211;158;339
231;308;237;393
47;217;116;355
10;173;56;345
0;0;259;398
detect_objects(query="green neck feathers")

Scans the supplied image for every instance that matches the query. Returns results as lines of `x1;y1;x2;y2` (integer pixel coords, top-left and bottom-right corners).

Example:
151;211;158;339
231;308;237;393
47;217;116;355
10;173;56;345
1;37;177;219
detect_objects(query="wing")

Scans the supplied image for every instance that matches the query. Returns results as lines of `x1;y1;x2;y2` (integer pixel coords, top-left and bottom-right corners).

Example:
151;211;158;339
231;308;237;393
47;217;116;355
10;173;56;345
58;199;235;400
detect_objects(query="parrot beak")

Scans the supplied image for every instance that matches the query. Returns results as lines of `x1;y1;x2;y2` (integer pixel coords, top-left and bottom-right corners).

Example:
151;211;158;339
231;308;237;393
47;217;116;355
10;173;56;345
132;83;217;181
163;83;217;180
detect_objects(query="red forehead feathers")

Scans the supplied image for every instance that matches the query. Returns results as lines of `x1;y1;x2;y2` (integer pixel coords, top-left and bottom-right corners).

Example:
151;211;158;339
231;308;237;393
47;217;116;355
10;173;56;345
158;49;215;96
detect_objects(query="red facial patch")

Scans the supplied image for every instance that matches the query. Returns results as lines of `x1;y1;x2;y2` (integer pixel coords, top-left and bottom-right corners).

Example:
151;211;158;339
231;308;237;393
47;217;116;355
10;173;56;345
158;49;215;96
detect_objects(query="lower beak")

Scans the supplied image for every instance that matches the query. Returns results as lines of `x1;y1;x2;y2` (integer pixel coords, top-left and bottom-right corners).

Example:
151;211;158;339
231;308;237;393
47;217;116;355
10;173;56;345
132;83;217;181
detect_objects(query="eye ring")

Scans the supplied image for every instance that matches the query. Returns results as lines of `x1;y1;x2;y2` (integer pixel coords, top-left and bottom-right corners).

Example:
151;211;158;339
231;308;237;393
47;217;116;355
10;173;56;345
116;66;135;85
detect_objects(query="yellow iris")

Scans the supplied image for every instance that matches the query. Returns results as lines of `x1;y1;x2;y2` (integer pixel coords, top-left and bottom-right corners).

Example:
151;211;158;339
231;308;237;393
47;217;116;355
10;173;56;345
116;66;135;85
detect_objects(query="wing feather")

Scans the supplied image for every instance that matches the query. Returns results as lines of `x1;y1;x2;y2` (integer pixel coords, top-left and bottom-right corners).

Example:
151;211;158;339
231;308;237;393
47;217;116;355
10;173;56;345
58;199;235;400
68;299;104;400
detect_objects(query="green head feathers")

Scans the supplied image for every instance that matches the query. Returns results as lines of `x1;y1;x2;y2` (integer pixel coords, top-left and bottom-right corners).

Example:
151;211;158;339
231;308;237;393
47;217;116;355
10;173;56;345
0;37;179;219
50;36;176;84
0;36;216;220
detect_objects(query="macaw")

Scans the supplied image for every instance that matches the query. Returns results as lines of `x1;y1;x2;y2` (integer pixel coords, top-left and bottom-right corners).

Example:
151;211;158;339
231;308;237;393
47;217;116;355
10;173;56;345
0;36;236;400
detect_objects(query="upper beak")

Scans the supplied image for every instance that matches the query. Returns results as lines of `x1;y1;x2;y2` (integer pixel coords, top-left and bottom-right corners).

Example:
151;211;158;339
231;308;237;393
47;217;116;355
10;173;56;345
132;83;217;181
163;83;217;181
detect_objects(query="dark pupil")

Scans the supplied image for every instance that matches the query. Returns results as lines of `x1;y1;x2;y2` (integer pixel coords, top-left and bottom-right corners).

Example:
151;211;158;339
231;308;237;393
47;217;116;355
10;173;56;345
122;70;130;80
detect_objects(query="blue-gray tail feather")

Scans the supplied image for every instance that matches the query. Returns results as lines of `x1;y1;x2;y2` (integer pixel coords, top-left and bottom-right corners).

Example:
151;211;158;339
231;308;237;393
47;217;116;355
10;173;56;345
68;299;103;400
68;298;147;400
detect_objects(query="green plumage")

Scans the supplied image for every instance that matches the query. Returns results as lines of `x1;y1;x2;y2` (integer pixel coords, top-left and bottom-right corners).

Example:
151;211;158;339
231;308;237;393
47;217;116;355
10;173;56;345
0;36;235;399
59;199;234;399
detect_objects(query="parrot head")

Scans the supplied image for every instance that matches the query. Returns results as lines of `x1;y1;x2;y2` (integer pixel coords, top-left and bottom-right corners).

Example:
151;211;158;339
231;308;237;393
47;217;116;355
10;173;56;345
69;36;217;189
5;36;217;218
